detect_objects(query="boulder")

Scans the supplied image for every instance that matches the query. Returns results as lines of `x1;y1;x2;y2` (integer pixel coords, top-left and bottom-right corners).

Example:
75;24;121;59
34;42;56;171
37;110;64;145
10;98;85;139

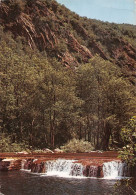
43;148;54;153
0;159;22;171
0;159;10;171
31;161;45;173
17;151;29;154
54;148;64;153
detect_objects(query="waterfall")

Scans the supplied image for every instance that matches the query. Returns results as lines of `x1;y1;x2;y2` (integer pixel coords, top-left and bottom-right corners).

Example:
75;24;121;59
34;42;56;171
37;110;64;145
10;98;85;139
21;159;129;179
103;161;129;179
45;159;84;177
21;159;33;172
21;159;27;170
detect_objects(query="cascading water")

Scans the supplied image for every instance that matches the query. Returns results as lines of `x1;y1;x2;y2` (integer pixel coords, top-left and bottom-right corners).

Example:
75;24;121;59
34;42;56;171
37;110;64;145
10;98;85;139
103;161;129;179
21;159;129;179
21;159;27;170
45;159;84;177
21;159;34;172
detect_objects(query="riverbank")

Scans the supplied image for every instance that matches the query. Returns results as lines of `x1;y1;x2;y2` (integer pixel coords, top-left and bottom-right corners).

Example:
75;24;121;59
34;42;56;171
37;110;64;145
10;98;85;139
0;151;128;178
0;151;119;159
0;151;135;195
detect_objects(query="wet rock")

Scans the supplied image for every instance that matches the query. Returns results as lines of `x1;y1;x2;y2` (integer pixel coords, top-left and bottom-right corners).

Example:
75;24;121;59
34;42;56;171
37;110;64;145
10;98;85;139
23;159;33;170
83;165;103;177
31;161;45;173
43;149;54;153
97;166;104;178
54;148;64;153
0;151;128;178
0;159;10;171
17;151;29;154
0;159;22;171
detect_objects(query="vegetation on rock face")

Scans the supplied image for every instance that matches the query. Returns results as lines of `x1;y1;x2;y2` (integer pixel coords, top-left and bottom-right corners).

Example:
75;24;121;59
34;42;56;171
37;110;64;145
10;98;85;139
0;0;136;82
0;0;135;152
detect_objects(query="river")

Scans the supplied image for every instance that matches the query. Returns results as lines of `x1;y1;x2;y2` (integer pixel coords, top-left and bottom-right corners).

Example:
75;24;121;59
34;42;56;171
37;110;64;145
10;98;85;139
0;171;135;195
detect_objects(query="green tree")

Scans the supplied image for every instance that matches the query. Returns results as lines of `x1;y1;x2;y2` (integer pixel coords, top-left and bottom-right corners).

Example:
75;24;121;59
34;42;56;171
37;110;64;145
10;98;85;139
120;116;136;165
76;56;136;150
35;59;82;148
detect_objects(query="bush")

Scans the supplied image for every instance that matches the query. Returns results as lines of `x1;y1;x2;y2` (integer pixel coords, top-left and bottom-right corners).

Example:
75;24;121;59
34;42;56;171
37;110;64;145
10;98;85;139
119;116;136;165
60;138;94;153
0;133;29;152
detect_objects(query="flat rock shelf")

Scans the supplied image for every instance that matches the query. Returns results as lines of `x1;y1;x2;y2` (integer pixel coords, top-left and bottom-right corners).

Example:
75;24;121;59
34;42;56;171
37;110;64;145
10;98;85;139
0;152;133;179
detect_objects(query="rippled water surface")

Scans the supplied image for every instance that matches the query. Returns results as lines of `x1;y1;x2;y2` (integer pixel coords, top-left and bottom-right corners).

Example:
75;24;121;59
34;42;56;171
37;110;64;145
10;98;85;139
0;171;135;195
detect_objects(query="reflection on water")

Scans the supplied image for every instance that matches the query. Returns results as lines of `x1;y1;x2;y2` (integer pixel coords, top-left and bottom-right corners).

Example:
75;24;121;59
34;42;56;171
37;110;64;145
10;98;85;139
0;171;135;195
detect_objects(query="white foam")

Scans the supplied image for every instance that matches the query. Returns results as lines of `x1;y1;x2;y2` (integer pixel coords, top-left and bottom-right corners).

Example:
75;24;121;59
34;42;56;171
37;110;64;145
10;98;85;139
103;161;129;179
45;159;84;177
20;159;129;180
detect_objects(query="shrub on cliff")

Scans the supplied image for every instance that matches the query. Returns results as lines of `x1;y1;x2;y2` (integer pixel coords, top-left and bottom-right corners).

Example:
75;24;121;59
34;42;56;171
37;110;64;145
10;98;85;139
60;138;94;153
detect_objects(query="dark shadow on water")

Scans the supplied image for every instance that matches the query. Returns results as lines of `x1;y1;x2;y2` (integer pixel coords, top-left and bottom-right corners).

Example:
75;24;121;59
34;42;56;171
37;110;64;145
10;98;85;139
0;171;135;195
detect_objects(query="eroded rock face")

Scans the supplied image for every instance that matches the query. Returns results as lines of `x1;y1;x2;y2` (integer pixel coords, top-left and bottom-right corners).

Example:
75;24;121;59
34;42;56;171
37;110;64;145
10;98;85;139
83;165;104;177
0;159;22;171
54;148;64;153
22;159;33;170
43;149;54;153
31;161;45;173
0;0;135;77
21;158;126;178
0;152;131;178
67;33;93;62
0;159;10;171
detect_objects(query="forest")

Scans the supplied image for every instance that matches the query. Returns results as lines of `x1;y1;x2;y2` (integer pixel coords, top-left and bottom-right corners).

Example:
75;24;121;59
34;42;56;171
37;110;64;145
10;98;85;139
0;0;136;152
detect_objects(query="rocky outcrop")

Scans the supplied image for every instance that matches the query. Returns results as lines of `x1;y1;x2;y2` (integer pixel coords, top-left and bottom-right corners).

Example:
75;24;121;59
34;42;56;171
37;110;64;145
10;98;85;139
76;159;114;177
21;158;105;177
31;160;45;173
83;165;103;177
0;159;22;171
0;0;135;78
71;20;89;40
71;20;108;60
58;52;79;67
67;33;93;61
0;159;10;171
54;148;64;153
0;152;131;178
90;41;108;60
21;158;128;178
112;40;136;67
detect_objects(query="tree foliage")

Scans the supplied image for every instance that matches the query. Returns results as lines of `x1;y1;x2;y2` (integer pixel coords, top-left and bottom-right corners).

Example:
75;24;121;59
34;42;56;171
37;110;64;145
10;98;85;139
60;138;94;153
119;116;136;165
0;0;136;152
76;56;136;150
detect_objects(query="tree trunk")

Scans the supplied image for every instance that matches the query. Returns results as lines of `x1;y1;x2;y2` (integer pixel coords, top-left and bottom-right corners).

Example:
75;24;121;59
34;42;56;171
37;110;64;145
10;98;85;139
102;123;111;150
